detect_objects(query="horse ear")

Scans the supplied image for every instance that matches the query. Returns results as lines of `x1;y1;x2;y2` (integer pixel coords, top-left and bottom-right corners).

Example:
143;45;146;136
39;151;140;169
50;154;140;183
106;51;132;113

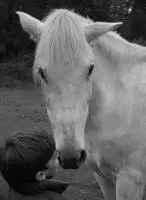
16;11;42;42
84;22;122;43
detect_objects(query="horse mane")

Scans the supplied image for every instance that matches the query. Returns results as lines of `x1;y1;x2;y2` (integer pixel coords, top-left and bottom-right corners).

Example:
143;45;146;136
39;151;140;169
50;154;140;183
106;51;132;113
93;31;146;66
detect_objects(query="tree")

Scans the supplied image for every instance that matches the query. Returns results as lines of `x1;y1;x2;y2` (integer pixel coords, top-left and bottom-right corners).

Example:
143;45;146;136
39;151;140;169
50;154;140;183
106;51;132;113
119;0;146;40
132;0;146;12
109;0;134;21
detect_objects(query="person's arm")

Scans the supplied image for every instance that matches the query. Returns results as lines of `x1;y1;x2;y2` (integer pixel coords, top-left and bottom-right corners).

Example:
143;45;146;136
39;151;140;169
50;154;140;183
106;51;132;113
45;179;69;194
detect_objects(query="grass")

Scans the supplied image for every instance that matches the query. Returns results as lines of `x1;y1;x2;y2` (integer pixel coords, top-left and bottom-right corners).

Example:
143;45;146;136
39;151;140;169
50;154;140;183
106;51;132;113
0;87;102;200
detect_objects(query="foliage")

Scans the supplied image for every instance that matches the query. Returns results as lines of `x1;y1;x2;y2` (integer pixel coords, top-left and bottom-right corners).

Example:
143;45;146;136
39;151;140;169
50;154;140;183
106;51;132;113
132;37;146;46
0;53;33;88
109;0;134;21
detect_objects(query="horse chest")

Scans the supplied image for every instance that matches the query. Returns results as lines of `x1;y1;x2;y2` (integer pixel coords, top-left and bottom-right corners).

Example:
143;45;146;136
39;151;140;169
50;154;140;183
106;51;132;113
89;132;140;179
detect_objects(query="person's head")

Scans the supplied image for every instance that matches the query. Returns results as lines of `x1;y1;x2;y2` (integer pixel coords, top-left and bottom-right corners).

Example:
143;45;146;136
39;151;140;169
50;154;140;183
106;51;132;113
0;129;56;194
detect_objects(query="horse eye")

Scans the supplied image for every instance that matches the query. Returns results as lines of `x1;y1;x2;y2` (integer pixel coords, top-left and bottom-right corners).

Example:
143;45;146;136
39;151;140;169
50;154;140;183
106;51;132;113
38;68;48;84
87;64;94;78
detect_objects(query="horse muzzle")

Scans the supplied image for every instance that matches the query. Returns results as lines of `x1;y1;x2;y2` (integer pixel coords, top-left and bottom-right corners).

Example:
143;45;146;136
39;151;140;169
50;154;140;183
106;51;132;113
57;149;87;169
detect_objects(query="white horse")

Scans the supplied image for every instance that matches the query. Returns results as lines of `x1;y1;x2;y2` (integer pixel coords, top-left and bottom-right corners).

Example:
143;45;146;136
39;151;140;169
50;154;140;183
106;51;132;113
17;8;146;200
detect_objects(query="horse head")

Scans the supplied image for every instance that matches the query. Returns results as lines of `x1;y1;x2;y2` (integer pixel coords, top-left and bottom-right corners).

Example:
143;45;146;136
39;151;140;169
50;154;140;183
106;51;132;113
17;9;122;169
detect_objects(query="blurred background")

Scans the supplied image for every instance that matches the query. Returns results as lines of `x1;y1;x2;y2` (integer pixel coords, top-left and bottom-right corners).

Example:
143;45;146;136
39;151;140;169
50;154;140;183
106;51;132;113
0;0;146;87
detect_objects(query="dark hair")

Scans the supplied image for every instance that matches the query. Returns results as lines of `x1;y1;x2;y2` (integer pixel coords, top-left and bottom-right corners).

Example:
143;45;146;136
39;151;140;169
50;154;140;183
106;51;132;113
0;129;56;195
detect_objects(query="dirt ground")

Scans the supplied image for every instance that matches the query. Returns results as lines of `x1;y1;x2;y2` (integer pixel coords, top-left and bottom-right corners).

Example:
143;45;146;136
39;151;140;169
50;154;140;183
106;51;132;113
0;87;103;200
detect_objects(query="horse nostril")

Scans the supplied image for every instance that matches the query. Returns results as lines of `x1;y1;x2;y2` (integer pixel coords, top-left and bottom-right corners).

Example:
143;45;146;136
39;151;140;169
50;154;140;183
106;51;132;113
57;149;87;169
57;152;64;167
79;149;87;163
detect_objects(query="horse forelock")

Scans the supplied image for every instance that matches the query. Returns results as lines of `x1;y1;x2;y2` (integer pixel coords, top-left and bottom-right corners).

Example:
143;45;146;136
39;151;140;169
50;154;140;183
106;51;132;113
33;9;92;82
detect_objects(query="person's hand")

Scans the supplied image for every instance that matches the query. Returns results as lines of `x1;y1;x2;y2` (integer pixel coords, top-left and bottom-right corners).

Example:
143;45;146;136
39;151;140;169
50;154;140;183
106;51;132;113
45;151;59;178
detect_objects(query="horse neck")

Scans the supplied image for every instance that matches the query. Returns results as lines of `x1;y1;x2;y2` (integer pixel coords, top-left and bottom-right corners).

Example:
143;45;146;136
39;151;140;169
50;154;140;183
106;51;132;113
92;32;146;90
86;33;146;144
88;33;143;130
93;31;146;68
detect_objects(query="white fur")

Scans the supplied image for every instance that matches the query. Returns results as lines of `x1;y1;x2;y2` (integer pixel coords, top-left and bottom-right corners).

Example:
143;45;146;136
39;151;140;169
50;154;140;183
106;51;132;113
17;8;146;200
